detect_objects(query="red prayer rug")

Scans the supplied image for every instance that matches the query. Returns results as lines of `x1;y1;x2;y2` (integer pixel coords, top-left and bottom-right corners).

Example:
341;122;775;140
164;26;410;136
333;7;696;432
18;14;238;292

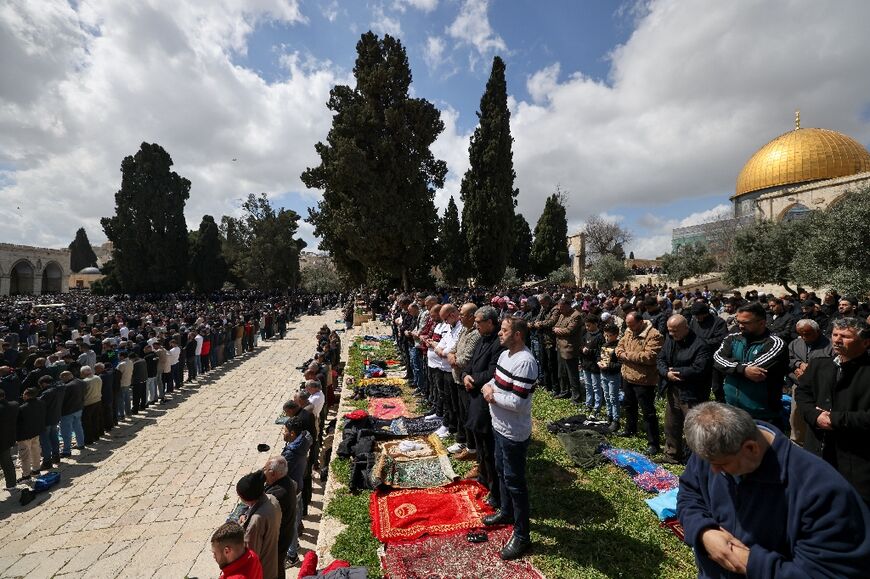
382;526;545;579
370;480;494;543
369;397;410;420
661;517;686;541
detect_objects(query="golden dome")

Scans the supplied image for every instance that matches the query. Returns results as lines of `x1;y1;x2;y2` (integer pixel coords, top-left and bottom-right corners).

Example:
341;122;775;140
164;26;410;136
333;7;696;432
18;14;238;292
735;127;870;197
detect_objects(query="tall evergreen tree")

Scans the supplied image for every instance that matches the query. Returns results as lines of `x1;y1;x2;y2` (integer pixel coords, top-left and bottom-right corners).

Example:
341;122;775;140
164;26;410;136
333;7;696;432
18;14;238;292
189;215;228;293
302;32;446;289
509;213;532;278
101;142;190;293
461;56;517;285
68;227;98;272
530;192;569;276
438;196;465;285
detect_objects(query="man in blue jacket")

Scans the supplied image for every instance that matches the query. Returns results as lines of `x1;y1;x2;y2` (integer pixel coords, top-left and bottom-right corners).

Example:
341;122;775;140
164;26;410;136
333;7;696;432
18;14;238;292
678;402;870;578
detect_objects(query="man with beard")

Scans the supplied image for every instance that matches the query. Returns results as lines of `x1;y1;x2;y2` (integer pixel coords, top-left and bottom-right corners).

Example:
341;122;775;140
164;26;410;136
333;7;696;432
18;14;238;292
212;521;263;579
714;303;788;428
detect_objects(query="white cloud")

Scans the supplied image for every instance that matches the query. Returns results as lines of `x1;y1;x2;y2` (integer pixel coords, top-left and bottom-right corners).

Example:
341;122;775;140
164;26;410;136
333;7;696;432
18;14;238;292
446;0;506;60
430;105;472;212
0;0;346;252
627;203;732;258
370;5;402;37
393;0;438;13
423;35;446;69
527;63;560;105
319;0;340;22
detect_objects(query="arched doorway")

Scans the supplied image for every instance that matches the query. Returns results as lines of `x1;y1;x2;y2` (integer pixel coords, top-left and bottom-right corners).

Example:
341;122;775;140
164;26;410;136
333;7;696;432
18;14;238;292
781;202;812;222
10;260;35;295
41;261;64;294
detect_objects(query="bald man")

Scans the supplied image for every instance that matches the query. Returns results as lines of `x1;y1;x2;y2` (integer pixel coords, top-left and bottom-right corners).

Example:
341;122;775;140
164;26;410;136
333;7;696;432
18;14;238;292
449;304;480;456
656;314;713;463
435;304;462;437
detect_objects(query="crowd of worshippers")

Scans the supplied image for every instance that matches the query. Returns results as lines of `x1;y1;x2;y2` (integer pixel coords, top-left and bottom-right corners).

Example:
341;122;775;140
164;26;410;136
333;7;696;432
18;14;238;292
213;325;341;579
0;291;342;492
380;284;870;561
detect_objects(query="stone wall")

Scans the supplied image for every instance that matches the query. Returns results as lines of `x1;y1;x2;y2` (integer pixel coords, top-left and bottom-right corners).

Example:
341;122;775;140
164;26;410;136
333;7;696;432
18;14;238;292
0;243;72;296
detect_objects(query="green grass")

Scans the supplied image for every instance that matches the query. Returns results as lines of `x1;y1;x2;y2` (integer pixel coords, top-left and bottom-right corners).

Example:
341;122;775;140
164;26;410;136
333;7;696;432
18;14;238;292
329;338;696;577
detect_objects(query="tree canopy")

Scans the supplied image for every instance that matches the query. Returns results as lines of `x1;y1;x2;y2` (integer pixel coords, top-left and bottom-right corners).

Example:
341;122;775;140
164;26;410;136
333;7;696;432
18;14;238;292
101;142;190;293
300;259;345;294
68;227;98;272
438;196;466;285
508;213;533;278
724;219;807;295
189;215;228;293
302;32;446;289
586;254;632;288
530;191;569;276
461;56;517;285
661;242;716;286
583;215;632;263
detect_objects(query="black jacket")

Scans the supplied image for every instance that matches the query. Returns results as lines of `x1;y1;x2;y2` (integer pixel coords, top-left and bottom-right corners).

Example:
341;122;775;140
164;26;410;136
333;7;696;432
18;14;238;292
17;398;46;441
768;311;798;343
100;369;115;402
688;314;728;350
265;476;298;549
0;373;21;402
656;331;713;403
579;330;604;372
0;399;19;448
61;378;85;415
463;332;504;433
795;352;870;501
39;382;65;426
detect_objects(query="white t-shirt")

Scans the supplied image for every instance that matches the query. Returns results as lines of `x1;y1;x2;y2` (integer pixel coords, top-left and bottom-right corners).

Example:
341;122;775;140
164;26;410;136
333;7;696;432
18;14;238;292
194;334;203;355
309;390;325;417
168;346;181;366
435;321;462;372
427;322;447;369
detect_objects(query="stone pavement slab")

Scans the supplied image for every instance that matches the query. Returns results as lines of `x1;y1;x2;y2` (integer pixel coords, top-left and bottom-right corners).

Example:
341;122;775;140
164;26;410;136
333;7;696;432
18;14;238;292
0;311;341;579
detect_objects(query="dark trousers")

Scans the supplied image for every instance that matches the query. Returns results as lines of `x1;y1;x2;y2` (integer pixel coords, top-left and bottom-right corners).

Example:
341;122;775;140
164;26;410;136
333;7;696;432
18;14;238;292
494;430;531;541
428;367;443;416
623;382;660;448
544;346;559;391
111;383;121;426
442;370;459;434
664;388;698;460
473;428;499;504
132;381;147;412
557;355;581;398
711;370;725;403
186;356;197;381
82;402;102;444
161;372;173;394
39;424;60;464
101;400;114;433
200;353;210;373
172;362;183;388
0;446;14;488
456;385;475;450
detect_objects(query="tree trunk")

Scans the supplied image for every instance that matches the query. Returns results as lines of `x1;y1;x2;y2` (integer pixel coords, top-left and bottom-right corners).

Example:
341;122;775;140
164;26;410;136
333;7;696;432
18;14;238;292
780;281;798;297
401;267;409;291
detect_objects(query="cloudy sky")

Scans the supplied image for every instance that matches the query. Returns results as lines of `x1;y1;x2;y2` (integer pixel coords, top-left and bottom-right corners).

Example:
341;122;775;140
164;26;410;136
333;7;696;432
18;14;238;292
3;0;870;258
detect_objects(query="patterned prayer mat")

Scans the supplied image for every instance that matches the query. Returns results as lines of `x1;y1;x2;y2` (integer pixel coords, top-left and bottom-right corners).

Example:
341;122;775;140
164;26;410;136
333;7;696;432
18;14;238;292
371;453;458;489
380;435;446;460
382;526;545;579
390;416;443;436
370;480;494;543
368;397;411;420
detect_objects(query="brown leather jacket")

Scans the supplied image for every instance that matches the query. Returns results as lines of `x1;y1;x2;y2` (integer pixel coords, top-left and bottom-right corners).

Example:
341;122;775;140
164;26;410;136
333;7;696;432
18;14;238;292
553;310;584;359
618;320;664;386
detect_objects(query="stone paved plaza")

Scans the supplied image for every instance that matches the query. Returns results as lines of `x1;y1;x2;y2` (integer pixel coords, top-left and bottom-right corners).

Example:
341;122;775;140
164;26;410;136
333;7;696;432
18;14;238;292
0;311;340;579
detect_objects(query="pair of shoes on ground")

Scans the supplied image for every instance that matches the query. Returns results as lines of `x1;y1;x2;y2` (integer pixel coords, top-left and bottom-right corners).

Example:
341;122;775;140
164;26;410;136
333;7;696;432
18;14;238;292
434;425;450;438
482;511;531;560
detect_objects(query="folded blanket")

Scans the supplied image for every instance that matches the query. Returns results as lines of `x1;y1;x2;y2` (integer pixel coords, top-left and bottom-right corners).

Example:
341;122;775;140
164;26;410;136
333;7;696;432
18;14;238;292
645;487;679;521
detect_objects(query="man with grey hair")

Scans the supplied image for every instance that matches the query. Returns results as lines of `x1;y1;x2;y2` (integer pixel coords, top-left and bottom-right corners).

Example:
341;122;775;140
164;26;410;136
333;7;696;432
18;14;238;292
796;317;870;505
786;318;831;445
263;455;297;579
80;365;103;445
679;402;870;577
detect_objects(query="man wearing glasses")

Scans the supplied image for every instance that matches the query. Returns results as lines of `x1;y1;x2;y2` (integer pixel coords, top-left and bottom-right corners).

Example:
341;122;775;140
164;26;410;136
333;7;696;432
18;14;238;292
714;303;789;428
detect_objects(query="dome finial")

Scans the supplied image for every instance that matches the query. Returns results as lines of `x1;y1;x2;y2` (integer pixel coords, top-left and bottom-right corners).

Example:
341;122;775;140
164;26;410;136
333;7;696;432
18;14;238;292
794;109;801;130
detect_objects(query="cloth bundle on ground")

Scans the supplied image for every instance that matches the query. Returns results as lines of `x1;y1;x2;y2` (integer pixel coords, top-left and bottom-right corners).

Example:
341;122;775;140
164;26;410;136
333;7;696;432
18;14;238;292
368;397;410;420
18;471;62;506
364;384;403;398
547;414;613;435
351;452;378;493
371;454;458;489
363;335;392;342
381;526;546;579
337;429;376;460
556;430;608;469
645;487;679;521
381;435;446;460
365;368;386;378
389;416;442;436
632;467;679;493
602;448;659;476
370;480;494;543
298;551;367;579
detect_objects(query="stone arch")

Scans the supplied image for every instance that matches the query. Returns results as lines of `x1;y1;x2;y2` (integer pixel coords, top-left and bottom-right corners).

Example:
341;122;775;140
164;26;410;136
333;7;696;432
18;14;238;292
10;259;35;295
41;260;64;294
777;201;812;223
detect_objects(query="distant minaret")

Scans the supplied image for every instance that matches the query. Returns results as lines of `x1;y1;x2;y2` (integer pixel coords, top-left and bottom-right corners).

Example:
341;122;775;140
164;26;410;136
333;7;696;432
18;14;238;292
794;109;801;130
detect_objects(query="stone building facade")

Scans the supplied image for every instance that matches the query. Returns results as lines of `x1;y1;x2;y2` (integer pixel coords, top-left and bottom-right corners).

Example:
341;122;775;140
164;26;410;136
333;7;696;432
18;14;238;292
0;244;72;296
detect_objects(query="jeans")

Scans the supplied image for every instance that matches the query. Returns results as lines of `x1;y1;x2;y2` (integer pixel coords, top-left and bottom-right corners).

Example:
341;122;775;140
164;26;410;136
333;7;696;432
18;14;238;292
194;355;202;375
409;346;424;390
581;369;604;411
287;491;303;558
39;424;60;462
60;411;85;453
600;371;621;421
493;431;531;542
117;387;132;418
146;377;159;402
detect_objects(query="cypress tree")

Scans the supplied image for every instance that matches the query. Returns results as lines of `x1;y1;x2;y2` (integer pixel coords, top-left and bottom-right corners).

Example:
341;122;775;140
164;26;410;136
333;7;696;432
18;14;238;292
302;32;446;289
438;196;465;285
101;142;190;293
530;193;569;276
509;213;533;278
461;56;517;285
68;227;98;272
189;215;228;293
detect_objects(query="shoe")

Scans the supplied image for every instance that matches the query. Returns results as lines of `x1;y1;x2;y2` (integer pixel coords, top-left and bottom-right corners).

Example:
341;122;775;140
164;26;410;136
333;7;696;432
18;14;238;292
285;553;299;567
500;535;531;560
16;476;32;484
485;494;499;508
645;445;662;456
40;461;53;471
447;443;464;454
435;426;450;438
553;392;570;399
619;430;637;438
482;510;514;526
454;449;477;461
425;413;439;421
607;420;620;433
463;466;480;479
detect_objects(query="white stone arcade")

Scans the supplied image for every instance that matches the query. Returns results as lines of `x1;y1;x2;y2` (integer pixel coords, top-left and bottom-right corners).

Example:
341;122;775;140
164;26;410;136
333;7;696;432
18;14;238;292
0;243;71;296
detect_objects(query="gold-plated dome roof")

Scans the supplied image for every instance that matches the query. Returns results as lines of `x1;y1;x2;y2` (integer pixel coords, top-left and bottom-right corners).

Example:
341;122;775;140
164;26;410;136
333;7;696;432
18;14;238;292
735;127;870;197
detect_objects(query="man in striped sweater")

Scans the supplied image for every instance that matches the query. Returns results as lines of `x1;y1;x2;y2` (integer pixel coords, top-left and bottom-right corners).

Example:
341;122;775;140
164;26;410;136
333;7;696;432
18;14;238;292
481;316;538;561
